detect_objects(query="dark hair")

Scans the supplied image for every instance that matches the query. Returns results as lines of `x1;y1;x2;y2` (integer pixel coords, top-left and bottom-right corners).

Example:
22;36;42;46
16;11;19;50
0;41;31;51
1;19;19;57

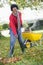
11;4;19;11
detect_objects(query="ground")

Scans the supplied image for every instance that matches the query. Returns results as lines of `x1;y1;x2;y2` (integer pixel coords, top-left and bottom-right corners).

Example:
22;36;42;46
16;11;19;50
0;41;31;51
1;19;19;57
0;37;43;65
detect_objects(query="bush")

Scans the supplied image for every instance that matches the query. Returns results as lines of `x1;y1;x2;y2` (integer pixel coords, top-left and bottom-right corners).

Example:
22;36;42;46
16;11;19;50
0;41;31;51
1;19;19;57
0;25;3;31
2;24;9;30
31;20;43;30
0;32;2;38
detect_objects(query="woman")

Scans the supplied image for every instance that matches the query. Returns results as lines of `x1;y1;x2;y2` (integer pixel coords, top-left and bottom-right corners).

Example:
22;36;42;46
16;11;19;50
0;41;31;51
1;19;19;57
9;4;26;57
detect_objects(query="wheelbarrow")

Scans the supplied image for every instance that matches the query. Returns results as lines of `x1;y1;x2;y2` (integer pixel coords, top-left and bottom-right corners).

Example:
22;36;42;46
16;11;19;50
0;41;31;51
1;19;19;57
22;31;42;48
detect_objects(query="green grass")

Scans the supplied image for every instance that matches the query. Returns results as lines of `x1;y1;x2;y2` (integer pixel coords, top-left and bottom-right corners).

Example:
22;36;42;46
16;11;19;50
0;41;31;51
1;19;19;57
0;37;43;65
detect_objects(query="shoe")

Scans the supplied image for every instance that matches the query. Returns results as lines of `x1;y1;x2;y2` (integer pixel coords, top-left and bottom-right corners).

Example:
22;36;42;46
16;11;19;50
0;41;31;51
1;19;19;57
9;54;14;58
6;53;14;58
21;47;25;53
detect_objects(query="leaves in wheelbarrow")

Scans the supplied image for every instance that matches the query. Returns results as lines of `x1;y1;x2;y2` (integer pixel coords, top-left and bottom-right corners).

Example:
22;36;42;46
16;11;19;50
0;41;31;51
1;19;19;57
0;57;21;64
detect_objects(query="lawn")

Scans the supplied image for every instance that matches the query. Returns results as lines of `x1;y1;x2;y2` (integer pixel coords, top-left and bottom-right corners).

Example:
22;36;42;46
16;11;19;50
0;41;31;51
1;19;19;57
0;36;43;65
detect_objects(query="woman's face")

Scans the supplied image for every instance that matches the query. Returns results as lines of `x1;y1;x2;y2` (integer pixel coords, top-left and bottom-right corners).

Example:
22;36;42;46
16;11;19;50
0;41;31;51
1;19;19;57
12;7;18;14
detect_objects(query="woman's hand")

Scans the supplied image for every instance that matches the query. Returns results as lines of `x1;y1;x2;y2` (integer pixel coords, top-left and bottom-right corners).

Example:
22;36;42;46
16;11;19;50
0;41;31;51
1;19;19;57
15;34;18;38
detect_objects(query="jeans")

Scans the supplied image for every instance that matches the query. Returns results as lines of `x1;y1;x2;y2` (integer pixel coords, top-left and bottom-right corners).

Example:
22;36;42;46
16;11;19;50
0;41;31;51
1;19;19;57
10;28;25;56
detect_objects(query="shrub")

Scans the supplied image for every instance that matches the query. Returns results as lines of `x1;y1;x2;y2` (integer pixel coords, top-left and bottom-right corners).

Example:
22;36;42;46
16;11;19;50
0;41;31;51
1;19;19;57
2;24;9;30
0;25;3;31
0;32;2;38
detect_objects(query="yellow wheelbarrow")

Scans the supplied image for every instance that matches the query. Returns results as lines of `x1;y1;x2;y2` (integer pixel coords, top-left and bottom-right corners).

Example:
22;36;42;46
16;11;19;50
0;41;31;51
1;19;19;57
22;31;42;48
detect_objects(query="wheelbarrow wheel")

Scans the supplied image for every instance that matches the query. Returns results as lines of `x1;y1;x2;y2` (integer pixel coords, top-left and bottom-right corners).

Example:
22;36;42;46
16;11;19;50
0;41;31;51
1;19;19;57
24;40;32;48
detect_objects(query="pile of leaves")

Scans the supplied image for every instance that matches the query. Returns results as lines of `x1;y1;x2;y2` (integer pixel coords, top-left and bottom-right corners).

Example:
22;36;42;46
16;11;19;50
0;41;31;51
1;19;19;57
0;57;21;64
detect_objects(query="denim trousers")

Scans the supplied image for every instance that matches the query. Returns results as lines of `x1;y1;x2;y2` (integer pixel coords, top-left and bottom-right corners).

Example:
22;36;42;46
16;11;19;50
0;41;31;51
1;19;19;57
10;28;25;56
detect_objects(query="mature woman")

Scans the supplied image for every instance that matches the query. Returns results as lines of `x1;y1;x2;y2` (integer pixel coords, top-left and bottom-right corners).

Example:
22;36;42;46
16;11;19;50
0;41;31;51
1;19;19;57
9;4;26;57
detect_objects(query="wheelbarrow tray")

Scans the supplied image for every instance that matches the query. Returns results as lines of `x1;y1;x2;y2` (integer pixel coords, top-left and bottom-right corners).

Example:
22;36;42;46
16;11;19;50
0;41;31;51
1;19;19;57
22;32;42;41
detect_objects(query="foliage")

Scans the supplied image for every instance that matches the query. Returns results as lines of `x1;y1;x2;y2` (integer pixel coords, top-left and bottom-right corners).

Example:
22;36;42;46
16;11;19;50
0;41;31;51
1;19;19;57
32;0;39;6
13;0;40;9
14;0;27;9
0;32;4;39
0;25;3;31
0;32;2;38
2;24;9;30
41;0;43;1
31;20;43;30
0;4;3;7
0;0;42;8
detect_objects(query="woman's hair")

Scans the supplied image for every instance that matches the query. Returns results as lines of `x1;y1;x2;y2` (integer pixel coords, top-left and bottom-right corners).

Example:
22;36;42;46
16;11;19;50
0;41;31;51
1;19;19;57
11;4;19;11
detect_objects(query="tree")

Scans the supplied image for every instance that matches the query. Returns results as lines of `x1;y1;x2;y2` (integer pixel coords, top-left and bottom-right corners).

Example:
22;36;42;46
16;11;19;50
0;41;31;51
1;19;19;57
41;0;43;1
9;0;31;9
8;0;41;9
14;0;27;9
